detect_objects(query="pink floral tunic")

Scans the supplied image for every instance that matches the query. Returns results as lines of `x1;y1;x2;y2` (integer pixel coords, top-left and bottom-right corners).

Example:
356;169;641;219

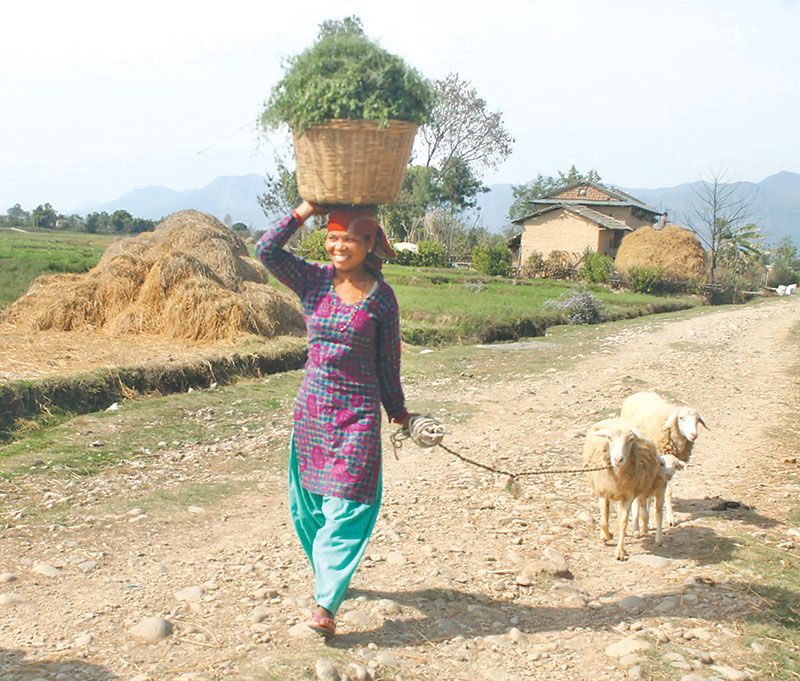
255;214;406;504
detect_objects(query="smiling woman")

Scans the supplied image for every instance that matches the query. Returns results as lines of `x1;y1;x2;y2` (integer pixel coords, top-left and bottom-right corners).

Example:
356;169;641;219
255;200;413;637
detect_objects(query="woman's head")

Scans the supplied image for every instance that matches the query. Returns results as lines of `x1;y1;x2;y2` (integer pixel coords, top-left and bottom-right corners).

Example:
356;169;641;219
325;208;394;275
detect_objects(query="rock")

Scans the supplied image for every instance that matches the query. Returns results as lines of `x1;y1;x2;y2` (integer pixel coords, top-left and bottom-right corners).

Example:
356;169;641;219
628;665;644;680
0;593;25;606
630;554;671;569
129;675;151;681
684;627;712;641
679;675;707;681
315;658;339;681
508;627;525;644
619;654;645;667
540;548;573;578
288;622;318;639
0;573;16;583
343;610;371;628
73;633;93;647
343;663;370;681
655;597;678;612
187;506;205;514
605;637;652;659
77;560;98;572
386;551;407;565
711;665;752;681
129;616;173;643
617;595;646;612
252;605;269;624
174;586;203;603
106;402;120;412
32;562;60;577
374;651;399;667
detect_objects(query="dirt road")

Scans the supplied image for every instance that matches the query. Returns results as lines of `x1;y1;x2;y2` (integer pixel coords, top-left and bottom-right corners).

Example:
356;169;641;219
1;298;799;680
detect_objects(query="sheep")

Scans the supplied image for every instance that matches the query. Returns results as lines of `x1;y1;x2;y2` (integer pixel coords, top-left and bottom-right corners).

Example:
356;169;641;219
583;418;667;560
632;454;685;537
620;391;707;527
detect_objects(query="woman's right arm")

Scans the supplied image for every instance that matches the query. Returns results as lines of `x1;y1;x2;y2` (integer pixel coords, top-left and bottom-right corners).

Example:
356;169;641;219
255;201;325;298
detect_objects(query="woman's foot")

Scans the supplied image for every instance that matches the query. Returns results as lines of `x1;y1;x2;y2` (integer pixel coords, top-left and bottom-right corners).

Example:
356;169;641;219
308;606;336;637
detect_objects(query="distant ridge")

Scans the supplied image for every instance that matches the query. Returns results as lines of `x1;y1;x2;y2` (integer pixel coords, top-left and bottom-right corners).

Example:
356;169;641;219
82;171;800;244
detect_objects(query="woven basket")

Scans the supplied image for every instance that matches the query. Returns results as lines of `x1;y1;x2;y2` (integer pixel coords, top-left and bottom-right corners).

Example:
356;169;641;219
293;119;418;205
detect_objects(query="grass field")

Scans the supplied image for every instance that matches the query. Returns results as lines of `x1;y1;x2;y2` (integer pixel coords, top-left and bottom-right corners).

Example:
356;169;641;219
0;228;701;344
0;228;119;309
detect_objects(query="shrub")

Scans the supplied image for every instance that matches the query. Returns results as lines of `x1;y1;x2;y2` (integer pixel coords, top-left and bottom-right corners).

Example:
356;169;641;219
394;248;417;266
626;266;664;294
521;251;544;278
415;241;448;267
261;22;433;132
544;286;603;324
471;244;511;276
542;250;575;279
296;229;328;261
582;251;614;284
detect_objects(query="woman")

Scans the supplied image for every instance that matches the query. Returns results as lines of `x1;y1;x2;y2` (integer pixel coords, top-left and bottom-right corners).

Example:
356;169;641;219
256;200;411;636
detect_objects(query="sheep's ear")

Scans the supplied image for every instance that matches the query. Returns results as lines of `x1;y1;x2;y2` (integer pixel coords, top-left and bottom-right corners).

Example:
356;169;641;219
673;459;686;470
592;428;611;439
698;415;709;430
662;411;679;431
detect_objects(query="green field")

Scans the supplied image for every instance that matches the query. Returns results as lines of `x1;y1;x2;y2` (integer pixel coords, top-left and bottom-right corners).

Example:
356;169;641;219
0;228;700;344
0;228;119;309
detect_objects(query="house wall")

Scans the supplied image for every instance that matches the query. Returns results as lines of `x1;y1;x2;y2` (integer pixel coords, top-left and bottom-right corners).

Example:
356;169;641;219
591;204;653;229
551;185;616;201
519;210;601;263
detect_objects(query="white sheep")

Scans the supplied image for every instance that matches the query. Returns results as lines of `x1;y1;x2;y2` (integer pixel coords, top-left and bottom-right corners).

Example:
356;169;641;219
632;454;684;537
620;391;707;527
583;418;667;560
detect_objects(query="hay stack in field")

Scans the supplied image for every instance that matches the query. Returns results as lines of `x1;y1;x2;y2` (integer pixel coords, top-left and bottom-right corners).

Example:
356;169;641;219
615;225;707;283
2;210;304;340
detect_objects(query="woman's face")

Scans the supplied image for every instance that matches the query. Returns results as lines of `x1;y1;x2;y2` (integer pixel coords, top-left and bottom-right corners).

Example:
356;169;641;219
325;230;372;273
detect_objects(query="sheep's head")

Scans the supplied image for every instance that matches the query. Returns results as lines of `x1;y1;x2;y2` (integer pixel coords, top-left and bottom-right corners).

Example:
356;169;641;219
658;453;685;480
593;426;637;468
663;407;708;443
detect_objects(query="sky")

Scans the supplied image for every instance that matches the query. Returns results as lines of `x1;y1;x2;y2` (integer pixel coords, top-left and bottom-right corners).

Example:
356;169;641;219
2;0;799;213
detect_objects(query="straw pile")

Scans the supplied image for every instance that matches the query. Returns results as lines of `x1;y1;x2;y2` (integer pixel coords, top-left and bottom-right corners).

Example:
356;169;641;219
615;225;707;282
2;210;305;340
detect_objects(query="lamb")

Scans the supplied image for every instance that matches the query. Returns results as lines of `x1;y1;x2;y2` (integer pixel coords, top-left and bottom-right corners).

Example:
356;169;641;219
632;454;684;537
620;391;707;527
582;418;668;560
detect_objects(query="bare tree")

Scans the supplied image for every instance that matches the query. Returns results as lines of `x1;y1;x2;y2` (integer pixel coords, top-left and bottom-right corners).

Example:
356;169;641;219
686;168;758;283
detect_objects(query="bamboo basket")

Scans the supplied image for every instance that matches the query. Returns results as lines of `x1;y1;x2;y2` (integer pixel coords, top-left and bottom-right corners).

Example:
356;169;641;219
293;119;418;205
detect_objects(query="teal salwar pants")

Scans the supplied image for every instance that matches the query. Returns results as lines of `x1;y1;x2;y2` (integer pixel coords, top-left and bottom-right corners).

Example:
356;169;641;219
288;437;382;615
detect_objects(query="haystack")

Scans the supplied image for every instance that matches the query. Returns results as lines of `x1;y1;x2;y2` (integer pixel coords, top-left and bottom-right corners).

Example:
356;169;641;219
2;210;305;341
615;225;707;282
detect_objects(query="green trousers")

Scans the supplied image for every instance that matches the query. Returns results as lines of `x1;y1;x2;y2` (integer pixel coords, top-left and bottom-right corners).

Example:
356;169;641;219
288;436;382;615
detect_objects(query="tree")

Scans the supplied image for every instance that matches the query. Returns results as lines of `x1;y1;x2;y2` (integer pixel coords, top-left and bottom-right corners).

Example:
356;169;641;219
508;166;602;221
770;236;800;285
109;209;133;233
686;168;757;283
231;222;250;237
317;15;364;40
84;211;109;233
6;203;29;225
31;203;58;229
258;153;301;222
223;213;233;227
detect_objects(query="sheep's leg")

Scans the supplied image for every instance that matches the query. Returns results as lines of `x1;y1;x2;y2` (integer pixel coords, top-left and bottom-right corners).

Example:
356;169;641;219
615;498;633;561
665;480;675;527
599;497;612;542
632;498;641;537
636;495;650;537
653;489;665;546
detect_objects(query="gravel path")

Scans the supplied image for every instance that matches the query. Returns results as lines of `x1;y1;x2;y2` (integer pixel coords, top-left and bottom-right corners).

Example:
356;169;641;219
1;297;799;681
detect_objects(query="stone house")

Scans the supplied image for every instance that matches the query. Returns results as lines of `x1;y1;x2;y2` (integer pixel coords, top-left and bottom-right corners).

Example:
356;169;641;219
508;181;662;268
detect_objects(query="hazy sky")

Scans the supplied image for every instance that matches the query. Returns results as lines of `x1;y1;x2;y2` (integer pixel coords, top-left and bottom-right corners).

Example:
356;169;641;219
2;0;798;213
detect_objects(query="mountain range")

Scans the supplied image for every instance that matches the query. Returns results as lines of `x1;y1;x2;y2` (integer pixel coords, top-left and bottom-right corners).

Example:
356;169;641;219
83;170;800;245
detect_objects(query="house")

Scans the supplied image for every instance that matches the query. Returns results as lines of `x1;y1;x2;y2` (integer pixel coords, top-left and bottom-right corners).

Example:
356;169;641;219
508;181;662;268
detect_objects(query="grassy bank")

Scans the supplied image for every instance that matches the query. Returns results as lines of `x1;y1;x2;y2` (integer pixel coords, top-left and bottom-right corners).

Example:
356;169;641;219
0;228;118;309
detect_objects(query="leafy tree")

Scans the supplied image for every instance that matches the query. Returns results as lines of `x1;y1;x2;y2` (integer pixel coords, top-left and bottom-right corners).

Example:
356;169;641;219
130;217;156;234
296;229;328;261
6;203;30;225
84;211;109;233
415;241;447;267
31;203;58;229
317;15;364;40
258;153;301;222
770;236;800;285
508;166;602;221
581;251;614;284
109;209;133;233
231;222;250;235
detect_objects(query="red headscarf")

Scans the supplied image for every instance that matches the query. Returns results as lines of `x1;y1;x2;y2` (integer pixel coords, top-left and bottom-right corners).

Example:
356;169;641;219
327;207;396;261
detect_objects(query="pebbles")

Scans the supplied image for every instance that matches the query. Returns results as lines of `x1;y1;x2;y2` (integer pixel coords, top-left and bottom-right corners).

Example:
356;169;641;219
129;615;173;643
32;562;60;577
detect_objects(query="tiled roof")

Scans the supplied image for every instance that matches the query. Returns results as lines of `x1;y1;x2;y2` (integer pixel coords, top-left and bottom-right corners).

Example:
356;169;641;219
511;203;635;230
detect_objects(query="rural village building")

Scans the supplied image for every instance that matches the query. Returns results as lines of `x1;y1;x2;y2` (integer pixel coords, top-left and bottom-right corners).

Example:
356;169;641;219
508;181;662;267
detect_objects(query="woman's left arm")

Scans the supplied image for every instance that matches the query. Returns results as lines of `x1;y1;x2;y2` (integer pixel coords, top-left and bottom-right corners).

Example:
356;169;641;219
375;288;408;425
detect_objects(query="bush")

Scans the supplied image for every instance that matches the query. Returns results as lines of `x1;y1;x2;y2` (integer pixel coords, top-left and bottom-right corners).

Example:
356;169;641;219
415;241;448;267
626;266;664;294
521;251;545;278
394;248;417;266
296;229;328;261
471;244;511;276
542;250;575;279
544;285;603;324
261;22;432;132
581;251;614;284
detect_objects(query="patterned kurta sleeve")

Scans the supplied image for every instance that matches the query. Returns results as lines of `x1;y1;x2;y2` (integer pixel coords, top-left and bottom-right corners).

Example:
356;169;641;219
375;286;407;420
255;213;321;299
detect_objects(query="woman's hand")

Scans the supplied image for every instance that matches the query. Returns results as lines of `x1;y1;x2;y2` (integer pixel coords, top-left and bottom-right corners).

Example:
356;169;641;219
294;200;327;222
392;411;417;430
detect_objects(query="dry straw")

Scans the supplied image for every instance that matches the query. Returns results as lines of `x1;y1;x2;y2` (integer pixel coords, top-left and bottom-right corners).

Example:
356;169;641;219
2;210;305;341
615;225;707;282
